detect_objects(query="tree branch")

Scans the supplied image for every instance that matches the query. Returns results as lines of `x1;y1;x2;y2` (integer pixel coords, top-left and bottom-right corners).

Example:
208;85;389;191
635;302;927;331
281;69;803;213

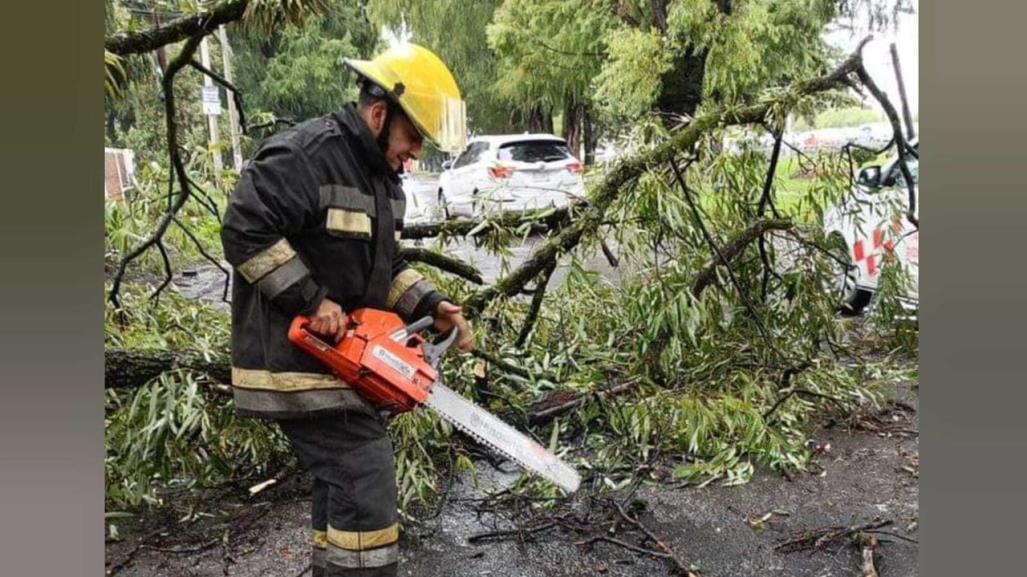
172;216;232;302
529;381;637;423
853;63;919;228
400;247;483;284
470;349;559;383
670;158;775;352
105;0;249;56
108;34;205;310
105;348;231;391
516;259;557;347
691;218;794;297
401;204;577;240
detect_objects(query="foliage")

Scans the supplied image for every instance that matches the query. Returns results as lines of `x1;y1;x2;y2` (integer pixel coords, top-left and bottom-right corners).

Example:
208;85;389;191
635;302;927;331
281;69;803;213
242;0;332;32
105;285;270;510
407;120;911;489
667;0;838;106
105;371;289;509
233;0;377;122
486;0;611;116
104;149;228;277
366;0;514;134
592;27;672;121
105;51;127;99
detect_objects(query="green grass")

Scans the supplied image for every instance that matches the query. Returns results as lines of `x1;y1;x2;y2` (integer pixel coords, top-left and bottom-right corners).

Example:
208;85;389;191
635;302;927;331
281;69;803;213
773;156;820;224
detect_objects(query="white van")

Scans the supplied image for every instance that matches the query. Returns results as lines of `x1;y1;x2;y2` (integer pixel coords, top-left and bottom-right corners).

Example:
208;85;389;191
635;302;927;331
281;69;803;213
823;138;919;314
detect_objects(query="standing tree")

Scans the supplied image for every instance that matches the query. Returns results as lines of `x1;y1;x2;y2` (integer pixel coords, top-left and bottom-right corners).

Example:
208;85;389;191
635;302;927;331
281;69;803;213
366;0;516;135
486;0;612;159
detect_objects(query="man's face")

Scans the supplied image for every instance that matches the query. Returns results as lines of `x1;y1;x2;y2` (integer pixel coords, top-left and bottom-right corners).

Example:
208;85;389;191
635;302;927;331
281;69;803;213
364;101;424;172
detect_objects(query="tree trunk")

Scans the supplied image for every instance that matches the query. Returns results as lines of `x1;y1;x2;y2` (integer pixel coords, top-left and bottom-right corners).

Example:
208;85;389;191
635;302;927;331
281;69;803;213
106;348;231;390
527;105;553;133
106;107;118;145
650;0;669;34
654;48;708;122
583;103;597;165
651;0;731;125
562;101;582;159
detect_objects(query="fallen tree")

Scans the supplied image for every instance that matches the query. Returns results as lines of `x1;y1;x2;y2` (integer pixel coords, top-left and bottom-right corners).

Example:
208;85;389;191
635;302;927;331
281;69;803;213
105;39;880;389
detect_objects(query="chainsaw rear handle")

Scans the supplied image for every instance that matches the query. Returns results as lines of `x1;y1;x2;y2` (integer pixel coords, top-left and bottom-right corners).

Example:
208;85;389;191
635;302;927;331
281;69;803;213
288;315;339;364
289;310;442;414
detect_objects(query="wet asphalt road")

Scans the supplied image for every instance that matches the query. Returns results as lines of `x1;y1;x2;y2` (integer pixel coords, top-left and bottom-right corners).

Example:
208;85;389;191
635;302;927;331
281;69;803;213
171;232;630;312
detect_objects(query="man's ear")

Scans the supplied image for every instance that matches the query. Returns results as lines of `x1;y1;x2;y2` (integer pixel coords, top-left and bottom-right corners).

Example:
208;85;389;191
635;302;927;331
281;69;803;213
367;101;388;137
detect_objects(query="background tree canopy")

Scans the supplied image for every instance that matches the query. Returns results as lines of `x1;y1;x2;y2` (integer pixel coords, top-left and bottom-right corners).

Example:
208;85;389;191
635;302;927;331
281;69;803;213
232;0;377;121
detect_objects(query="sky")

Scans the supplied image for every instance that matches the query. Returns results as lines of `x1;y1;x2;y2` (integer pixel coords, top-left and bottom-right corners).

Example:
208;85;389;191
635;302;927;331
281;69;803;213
825;0;919;117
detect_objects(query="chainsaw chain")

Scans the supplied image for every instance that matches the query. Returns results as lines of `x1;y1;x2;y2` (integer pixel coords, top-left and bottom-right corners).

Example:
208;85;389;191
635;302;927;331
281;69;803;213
434;402;524;470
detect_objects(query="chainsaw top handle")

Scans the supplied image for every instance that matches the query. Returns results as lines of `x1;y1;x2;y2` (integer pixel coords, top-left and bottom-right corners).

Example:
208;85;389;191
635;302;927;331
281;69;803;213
289;311;451;352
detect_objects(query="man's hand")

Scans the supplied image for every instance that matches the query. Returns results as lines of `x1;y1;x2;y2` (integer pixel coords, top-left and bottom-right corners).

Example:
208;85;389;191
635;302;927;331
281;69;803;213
308;298;348;343
434;301;474;353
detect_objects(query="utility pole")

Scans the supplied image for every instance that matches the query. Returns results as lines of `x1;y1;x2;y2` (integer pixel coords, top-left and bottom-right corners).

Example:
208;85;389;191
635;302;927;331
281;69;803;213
198;36;224;176
890;42;916;140
199;36;224;179
218;25;244;171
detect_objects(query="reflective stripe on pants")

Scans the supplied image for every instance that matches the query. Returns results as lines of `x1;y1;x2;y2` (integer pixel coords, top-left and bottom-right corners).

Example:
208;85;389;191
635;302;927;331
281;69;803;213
279;412;399;577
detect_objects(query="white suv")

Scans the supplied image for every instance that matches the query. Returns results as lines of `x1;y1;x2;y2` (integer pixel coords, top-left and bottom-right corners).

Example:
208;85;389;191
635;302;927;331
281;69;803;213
824;138;919;314
437;134;586;219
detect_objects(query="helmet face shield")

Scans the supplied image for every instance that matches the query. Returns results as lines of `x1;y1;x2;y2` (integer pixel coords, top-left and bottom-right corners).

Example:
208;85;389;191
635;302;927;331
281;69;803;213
392;89;466;154
435;96;467;154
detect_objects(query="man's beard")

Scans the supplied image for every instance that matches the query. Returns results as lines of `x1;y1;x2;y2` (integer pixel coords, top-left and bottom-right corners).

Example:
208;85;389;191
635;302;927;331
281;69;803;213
377;106;401;174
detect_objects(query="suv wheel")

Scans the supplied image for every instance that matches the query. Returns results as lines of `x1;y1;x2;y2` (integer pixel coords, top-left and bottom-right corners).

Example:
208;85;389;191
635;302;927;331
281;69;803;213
437;188;451;220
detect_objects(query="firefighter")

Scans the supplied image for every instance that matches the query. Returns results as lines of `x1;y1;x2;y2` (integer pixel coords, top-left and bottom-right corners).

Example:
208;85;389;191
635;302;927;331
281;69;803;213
220;43;474;577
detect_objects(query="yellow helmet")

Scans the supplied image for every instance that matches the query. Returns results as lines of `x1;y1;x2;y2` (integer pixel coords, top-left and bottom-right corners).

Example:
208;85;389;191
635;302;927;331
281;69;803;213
344;43;467;153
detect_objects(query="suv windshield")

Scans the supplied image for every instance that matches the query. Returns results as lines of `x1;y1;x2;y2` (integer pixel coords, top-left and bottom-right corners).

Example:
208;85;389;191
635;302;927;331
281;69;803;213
888;157;919;188
497;140;572;163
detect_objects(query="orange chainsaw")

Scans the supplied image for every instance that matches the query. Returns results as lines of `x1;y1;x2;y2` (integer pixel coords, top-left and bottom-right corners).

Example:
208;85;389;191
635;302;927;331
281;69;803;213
288;308;581;493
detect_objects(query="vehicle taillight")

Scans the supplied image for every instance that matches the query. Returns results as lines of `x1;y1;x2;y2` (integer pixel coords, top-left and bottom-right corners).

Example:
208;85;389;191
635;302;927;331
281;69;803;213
566;161;583;174
488;165;515;179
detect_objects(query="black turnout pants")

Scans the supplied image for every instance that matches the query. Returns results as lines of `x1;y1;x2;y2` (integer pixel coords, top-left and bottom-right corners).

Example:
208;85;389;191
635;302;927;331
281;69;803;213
278;411;399;577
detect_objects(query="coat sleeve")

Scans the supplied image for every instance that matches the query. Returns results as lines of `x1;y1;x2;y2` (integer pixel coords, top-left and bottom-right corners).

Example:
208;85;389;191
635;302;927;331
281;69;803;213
386;260;448;323
384;218;448;323
220;141;328;317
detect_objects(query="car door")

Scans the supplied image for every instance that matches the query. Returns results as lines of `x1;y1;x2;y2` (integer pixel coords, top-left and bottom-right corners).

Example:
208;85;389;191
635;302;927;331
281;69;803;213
880;156;919;298
445;142;486;199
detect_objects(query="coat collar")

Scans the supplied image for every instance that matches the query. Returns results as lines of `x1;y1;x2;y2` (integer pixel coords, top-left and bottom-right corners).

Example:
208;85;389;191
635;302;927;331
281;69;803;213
332;103;399;183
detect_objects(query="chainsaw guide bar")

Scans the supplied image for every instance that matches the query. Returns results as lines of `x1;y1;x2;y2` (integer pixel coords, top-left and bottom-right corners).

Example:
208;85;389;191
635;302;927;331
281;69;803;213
288;309;581;494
